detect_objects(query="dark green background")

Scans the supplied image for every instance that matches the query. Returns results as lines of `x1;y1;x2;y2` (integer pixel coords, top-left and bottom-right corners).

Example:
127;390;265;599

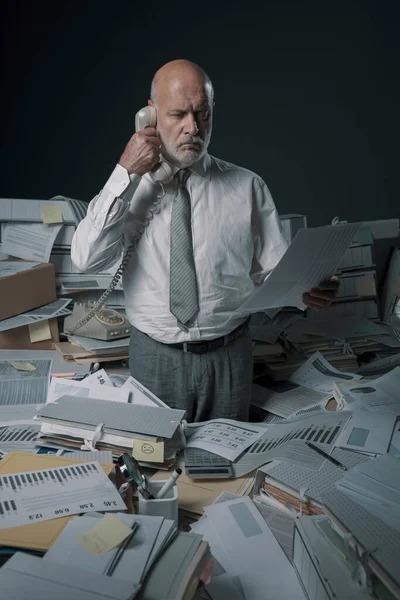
1;0;399;225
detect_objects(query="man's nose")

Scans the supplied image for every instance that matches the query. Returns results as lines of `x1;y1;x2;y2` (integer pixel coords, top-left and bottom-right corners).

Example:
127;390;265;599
184;114;199;135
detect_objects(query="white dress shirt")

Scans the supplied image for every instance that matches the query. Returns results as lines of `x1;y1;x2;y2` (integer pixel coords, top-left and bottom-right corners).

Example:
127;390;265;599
71;153;288;343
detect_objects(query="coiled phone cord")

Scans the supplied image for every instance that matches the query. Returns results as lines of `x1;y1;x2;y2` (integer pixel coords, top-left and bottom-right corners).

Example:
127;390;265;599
64;190;164;335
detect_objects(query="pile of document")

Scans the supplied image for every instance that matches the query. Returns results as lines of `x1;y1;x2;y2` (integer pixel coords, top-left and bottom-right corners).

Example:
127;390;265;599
0;349;90;456
191;495;306;599
54;335;130;364
246;218;400;385
335;453;400;531
0;449;210;599
35;389;186;465
0;196;87;267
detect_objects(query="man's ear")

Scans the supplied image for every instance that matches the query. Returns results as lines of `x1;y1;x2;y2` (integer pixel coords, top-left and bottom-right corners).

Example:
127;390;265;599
148;99;155;108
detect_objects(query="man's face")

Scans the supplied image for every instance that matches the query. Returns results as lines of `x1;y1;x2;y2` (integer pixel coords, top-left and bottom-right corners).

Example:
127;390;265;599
151;77;213;168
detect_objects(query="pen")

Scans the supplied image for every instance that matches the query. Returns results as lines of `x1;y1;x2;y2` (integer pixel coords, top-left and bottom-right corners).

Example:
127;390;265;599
156;468;182;499
305;442;348;471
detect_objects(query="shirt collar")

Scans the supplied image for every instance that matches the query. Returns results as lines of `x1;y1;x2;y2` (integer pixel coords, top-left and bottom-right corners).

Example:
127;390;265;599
163;153;211;181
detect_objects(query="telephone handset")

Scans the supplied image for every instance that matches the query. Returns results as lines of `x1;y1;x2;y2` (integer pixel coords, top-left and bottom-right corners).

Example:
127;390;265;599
64;106;171;339
135;106;174;184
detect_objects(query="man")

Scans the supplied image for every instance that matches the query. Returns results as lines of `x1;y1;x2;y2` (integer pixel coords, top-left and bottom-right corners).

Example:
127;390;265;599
71;59;339;422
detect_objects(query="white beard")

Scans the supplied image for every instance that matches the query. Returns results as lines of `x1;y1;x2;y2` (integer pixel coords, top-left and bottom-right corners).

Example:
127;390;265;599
162;129;212;167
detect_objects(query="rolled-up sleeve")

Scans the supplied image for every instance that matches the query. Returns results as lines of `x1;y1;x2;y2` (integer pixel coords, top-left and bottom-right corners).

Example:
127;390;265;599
250;178;289;286
71;164;141;273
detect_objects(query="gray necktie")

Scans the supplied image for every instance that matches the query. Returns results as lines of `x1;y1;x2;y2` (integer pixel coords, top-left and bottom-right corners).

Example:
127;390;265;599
170;169;199;331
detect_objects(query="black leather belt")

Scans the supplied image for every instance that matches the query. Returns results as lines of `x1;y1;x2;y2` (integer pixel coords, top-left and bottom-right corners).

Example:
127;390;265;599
165;316;251;354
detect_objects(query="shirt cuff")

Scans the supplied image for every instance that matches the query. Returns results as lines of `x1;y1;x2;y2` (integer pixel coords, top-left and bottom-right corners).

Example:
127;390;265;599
104;164;141;196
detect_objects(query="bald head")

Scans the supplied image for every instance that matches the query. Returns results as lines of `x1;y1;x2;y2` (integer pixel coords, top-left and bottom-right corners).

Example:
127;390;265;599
147;59;214;168
150;59;214;107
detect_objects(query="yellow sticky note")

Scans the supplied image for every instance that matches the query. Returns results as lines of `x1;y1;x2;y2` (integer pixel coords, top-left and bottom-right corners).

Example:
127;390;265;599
8;361;36;372
28;320;52;343
41;205;63;224
75;514;133;556
133;438;164;463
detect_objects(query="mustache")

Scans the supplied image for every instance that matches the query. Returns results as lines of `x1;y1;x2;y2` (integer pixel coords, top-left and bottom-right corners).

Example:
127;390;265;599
178;135;203;147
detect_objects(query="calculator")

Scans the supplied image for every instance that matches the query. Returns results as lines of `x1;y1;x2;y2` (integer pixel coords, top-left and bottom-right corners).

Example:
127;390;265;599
184;448;233;478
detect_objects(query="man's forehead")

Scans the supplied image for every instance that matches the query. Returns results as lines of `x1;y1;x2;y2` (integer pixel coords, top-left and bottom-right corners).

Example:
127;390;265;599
157;77;211;105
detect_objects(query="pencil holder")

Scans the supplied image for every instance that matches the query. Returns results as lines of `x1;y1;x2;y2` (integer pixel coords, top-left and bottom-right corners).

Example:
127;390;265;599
137;480;178;525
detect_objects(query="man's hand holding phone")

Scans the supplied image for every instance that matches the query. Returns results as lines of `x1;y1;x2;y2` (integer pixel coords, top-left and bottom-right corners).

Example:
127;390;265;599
119;128;161;176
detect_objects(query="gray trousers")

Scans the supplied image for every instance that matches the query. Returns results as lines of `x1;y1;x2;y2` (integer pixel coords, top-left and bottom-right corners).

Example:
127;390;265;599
129;324;253;423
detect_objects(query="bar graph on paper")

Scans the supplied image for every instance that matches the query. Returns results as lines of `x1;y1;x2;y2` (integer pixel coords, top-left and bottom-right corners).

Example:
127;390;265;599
231;412;351;474
0;461;126;530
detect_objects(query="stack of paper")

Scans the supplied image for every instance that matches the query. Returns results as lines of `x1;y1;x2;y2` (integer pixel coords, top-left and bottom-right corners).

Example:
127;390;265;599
36;395;185;463
44;512;177;584
321;488;400;591
336;454;400;532
258;447;370;515
0;196;87;264
191;495;306;599
0;552;140;600
40;510;210;600
54;340;130;364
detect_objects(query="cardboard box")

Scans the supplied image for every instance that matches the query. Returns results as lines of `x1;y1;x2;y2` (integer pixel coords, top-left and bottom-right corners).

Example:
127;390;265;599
0;318;59;350
0;260;56;321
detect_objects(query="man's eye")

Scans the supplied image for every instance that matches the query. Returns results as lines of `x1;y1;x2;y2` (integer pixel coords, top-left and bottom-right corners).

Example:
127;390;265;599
199;111;210;120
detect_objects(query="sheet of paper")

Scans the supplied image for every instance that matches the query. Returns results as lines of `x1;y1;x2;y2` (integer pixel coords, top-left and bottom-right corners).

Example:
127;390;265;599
289;351;361;394
133;437;164;462
58;273;123;292
0;299;72;334
44;513;138;577
28;319;52;342
335;454;400;532
41;205;63;224
46;376;131;405
185;419;267;461
251;381;329;418
322;488;400;587
84;369;113;387
0;349;89;376
0;552;139;600
0;421;41;453
251;497;295;560
0;460;125;530
231;411;351;477
0;451;114;552
358;352;400;377
122;375;169;408
76;514;133;556
0;261;40;276
0;359;51;406
1;222;63;262
237;222;360;312
0;404;44;422
336;408;397;455
204;497;306;599
341;367;400;413
263;448;370;503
